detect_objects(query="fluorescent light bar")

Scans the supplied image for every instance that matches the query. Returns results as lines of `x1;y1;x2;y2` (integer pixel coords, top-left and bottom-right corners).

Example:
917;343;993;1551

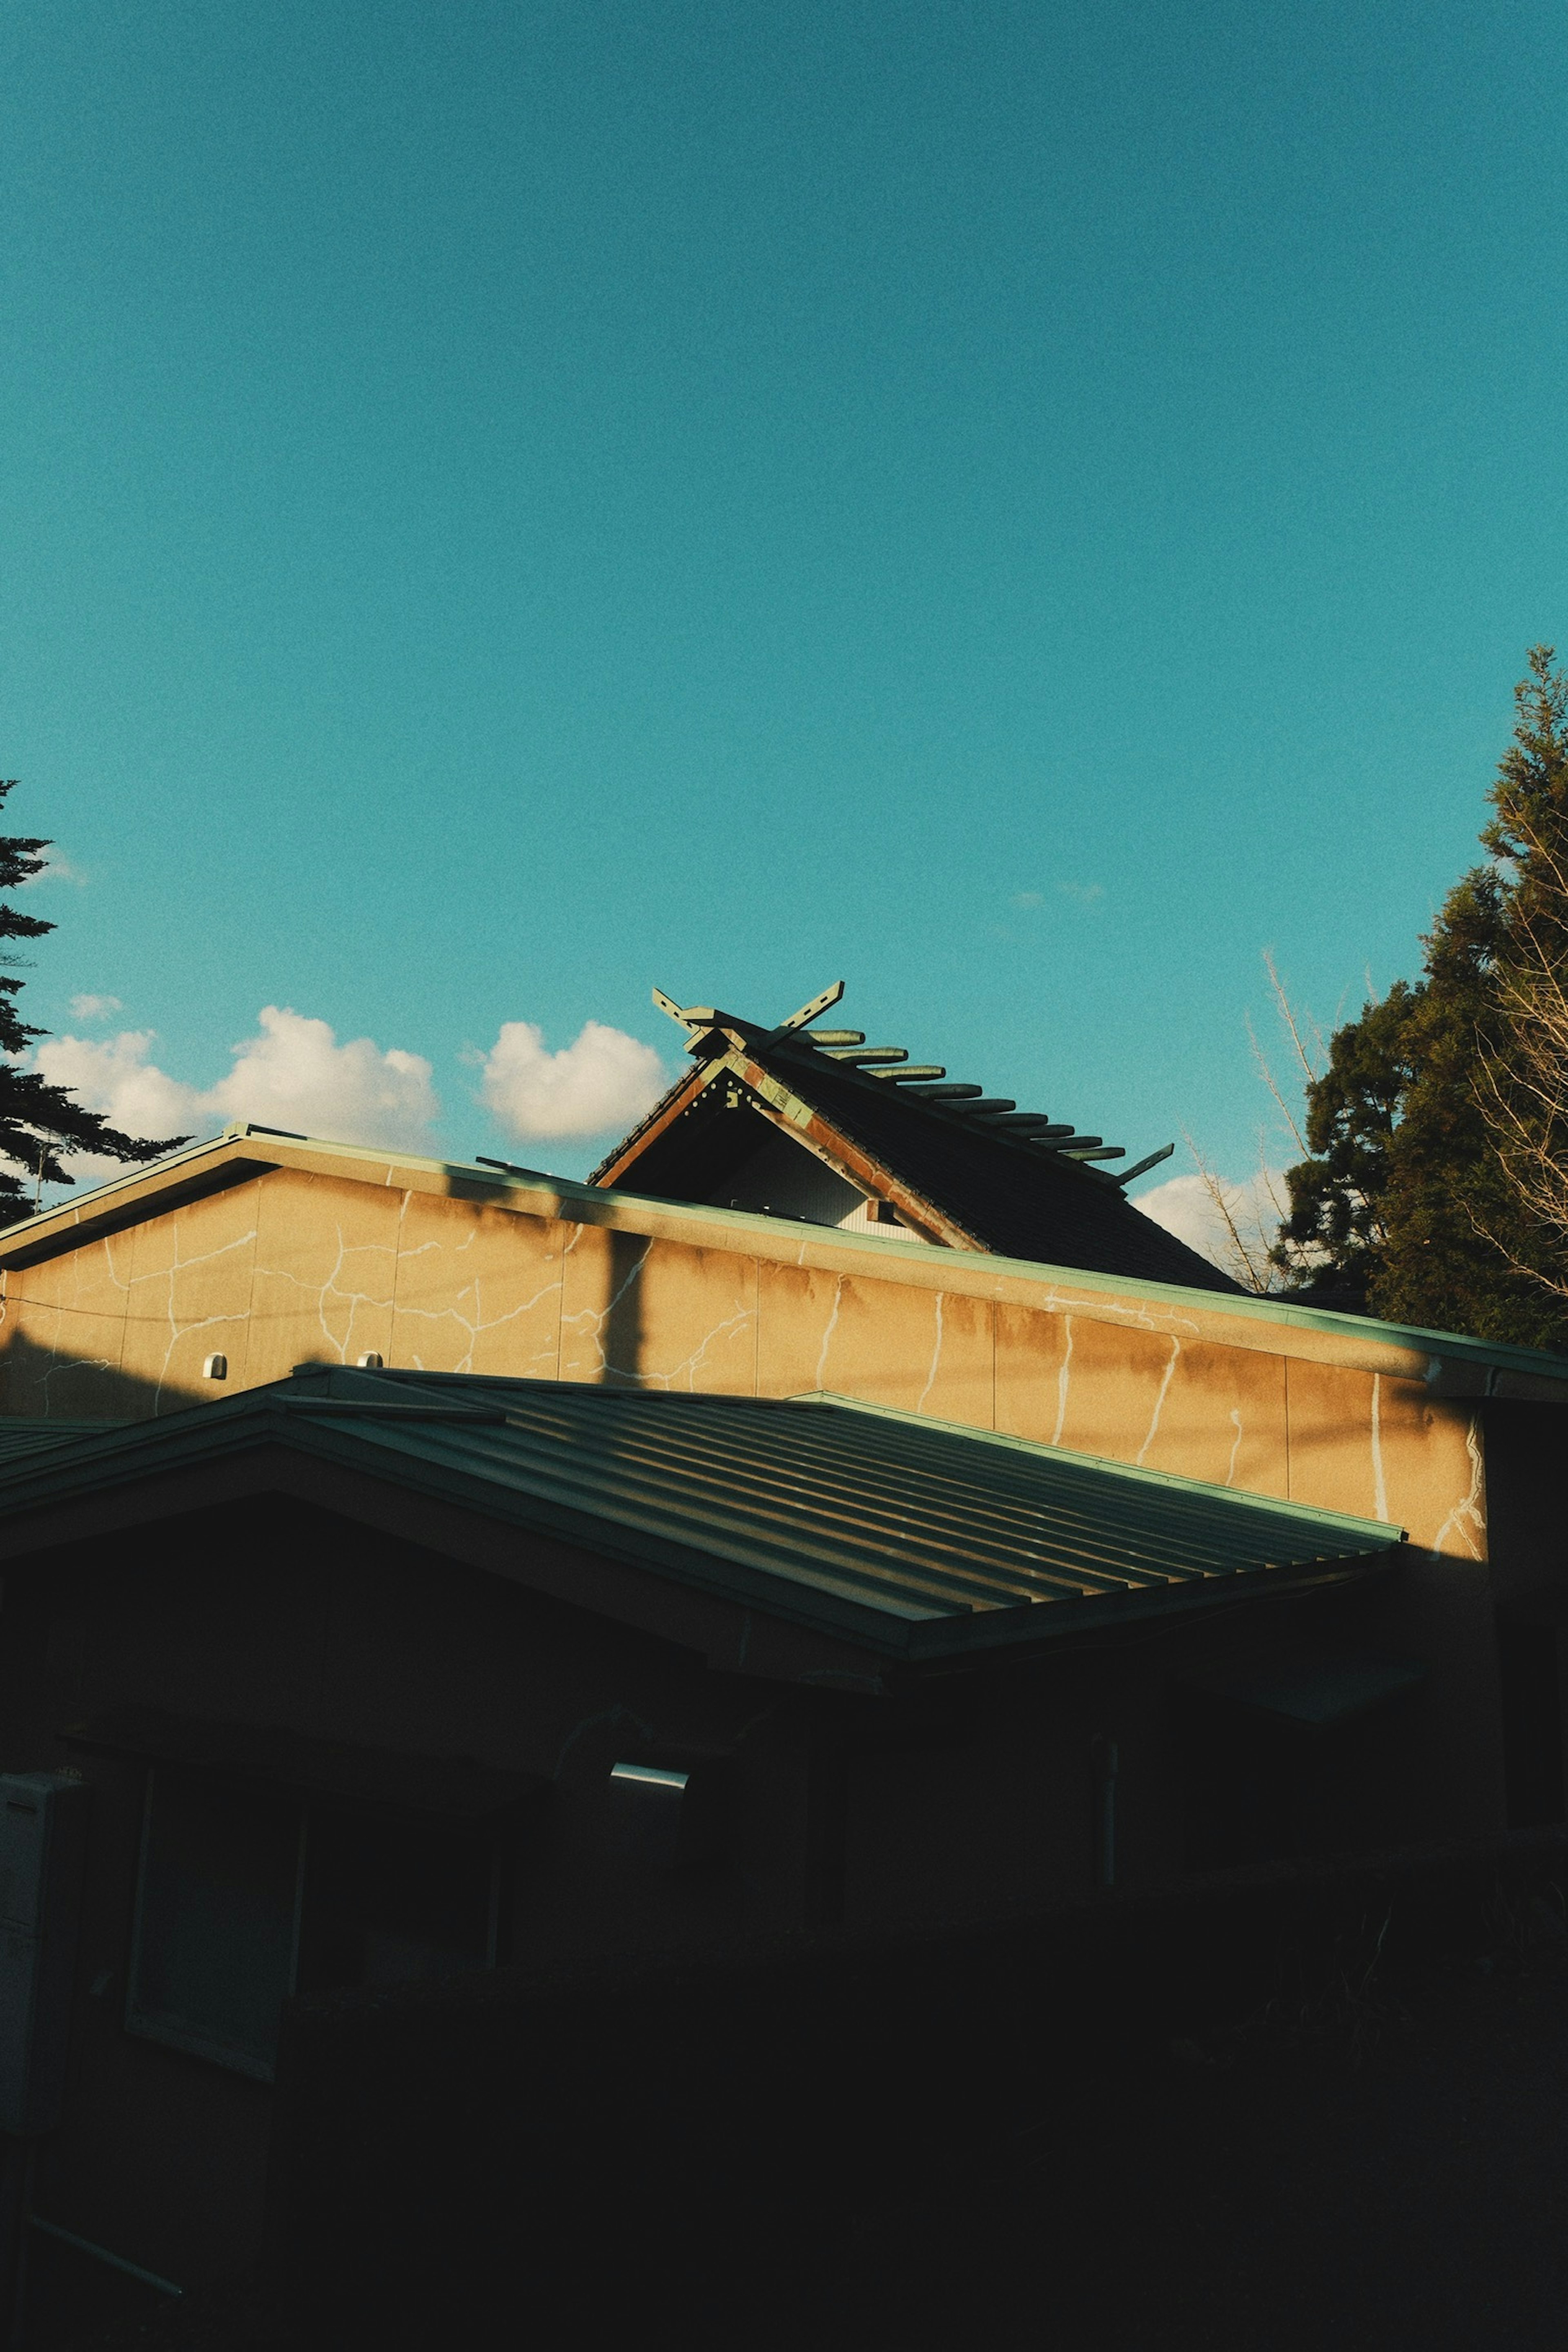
610;1763;689;1791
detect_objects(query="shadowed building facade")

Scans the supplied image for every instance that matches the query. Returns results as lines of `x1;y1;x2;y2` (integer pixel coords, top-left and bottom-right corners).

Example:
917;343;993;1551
0;1082;1566;2321
0;1366;1438;2313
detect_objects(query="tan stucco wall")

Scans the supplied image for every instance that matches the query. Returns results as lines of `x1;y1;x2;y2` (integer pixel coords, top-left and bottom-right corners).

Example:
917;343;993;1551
0;1149;1490;1563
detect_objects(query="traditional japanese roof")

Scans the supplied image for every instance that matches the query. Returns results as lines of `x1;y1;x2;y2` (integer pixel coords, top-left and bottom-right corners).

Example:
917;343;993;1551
588;982;1240;1296
0;1365;1405;1670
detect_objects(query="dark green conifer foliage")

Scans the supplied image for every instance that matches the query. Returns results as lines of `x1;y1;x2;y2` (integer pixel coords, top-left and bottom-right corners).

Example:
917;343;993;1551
1272;981;1417;1296
0;781;187;1225
1274;648;1568;1346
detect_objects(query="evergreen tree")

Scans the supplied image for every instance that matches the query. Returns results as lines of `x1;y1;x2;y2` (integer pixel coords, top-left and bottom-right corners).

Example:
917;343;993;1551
1270;979;1417;1302
0;782;187;1224
1273;648;1568;1345
1464;649;1568;1312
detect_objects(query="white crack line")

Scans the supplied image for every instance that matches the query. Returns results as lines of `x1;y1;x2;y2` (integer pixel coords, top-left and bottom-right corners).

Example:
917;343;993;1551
1051;1316;1074;1447
1136;1335;1182;1466
135;1221;259;1401
637;1308;755;1392
1431;1412;1485;1560
1037;1285;1202;1339
40;1354;118;1405
813;1277;844;1392
392;1267;562;1374
915;1293;945;1414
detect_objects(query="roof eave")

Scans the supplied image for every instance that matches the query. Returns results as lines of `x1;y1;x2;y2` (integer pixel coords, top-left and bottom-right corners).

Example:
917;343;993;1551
0;1393;1406;1669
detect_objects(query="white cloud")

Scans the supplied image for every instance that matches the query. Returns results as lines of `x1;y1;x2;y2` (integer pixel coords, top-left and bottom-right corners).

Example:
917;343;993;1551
477;1020;666;1141
205;1008;438;1147
33;1007;440;1158
20;849;86;886
1009;890;1044;910
33;1031;207;1141
22;1004;661;1195
1134;1167;1286;1278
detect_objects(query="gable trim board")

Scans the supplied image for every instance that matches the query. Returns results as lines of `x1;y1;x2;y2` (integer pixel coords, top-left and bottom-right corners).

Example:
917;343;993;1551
591;1045;978;1252
0;1370;1405;1676
1;1123;1566;1403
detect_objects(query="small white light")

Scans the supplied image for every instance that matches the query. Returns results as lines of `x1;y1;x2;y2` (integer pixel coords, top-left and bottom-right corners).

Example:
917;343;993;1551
356;1352;384;1369
202;1353;228;1381
610;1762;688;1791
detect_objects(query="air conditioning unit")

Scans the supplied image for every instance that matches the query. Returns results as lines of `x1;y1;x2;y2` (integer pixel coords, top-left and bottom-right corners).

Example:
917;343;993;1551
0;1773;90;2134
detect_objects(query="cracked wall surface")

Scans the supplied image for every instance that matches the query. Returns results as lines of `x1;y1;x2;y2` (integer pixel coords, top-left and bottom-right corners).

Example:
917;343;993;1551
0;1163;1490;1558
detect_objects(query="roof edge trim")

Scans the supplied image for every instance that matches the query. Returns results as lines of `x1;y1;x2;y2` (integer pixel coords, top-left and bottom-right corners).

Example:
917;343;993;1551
1;1125;1566;1392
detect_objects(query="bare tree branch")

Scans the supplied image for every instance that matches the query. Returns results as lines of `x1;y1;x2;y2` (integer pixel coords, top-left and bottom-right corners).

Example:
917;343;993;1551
1180;1126;1280;1294
1471;810;1568;1300
1246;1007;1312;1163
1262;949;1325;1089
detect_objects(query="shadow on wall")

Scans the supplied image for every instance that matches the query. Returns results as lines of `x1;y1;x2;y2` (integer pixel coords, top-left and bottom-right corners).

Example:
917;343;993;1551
0;1227;652;1413
0;1329;190;1423
601;1229;646;1389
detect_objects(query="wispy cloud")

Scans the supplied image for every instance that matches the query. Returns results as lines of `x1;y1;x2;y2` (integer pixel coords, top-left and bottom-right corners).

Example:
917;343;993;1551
1007;882;1105;912
69;993;122;1022
20;849;87;887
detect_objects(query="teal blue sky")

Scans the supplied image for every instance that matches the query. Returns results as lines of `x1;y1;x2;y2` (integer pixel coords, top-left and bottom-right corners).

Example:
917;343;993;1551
2;0;1566;1207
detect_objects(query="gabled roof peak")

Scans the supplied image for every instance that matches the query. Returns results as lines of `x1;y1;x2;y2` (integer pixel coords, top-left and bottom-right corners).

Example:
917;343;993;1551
582;980;1214;1294
644;980;1170;1182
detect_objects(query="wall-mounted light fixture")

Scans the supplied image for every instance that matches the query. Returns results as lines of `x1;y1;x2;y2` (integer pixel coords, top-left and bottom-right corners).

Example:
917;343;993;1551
610;1762;689;1793
202;1354;227;1381
609;1760;689;1872
608;1758;735;1873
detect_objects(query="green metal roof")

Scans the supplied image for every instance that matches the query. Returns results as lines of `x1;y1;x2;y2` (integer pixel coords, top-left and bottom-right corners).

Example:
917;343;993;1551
0;1369;1405;1662
0;1419;110;1462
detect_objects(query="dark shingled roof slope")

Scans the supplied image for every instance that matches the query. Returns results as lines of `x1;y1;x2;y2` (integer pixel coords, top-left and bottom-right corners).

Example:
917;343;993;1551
592;1008;1242;1298
766;1036;1237;1291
